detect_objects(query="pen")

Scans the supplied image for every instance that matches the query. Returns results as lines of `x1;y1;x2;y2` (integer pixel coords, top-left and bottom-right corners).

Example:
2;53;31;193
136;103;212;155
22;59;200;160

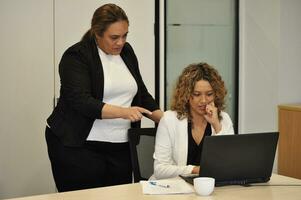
149;181;170;188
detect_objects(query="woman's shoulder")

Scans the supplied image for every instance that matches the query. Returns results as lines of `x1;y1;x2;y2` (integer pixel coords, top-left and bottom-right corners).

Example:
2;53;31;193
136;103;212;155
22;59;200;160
220;111;230;117
162;110;187;123
61;39;96;63
220;111;233;123
162;110;177;119
122;42;133;51
120;42;136;59
65;39;93;54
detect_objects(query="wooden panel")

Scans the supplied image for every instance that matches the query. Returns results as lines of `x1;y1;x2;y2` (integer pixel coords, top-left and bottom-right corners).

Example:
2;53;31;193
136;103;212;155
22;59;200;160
278;104;301;179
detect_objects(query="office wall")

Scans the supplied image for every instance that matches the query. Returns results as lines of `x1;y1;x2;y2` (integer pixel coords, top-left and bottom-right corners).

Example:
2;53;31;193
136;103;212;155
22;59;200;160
0;0;55;199
239;0;280;133
239;0;301;132
239;0;301;172
279;0;301;104
0;0;155;199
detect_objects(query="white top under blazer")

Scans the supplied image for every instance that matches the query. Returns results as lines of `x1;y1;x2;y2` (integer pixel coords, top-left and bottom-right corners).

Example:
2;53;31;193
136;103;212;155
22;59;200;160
87;47;138;143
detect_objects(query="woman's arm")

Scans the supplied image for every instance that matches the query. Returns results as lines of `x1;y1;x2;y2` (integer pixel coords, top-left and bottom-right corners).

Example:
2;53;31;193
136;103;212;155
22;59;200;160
153;113;195;179
59;50;104;119
146;109;164;123
122;43;163;122
101;104;153;122
212;112;235;135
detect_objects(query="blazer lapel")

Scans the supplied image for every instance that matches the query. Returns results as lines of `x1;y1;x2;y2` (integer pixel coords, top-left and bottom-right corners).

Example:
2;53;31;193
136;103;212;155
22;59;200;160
177;118;189;165
89;38;104;99
120;45;139;82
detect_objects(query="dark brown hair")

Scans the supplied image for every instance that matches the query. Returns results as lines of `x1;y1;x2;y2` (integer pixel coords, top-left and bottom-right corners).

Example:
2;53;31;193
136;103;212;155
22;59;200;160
81;4;129;41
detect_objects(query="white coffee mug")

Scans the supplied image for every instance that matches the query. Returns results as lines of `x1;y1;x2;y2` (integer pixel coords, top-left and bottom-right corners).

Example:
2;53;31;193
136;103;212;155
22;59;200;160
193;177;215;196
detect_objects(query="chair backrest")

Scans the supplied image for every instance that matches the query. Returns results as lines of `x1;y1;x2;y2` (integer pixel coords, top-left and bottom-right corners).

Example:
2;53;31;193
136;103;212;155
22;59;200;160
128;127;157;183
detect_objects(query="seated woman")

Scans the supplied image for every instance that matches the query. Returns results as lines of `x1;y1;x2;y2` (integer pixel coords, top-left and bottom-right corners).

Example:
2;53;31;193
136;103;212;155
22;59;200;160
153;62;234;179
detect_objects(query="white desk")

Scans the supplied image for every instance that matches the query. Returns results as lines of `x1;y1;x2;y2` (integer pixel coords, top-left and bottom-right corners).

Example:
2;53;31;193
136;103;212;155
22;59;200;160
7;174;301;200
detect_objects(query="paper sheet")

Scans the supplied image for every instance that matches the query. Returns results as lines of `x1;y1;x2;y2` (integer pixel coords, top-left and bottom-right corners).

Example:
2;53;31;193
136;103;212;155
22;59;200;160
140;178;195;195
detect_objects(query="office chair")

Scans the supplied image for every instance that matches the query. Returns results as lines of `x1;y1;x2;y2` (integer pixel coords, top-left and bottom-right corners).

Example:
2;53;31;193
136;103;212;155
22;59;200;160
128;127;157;183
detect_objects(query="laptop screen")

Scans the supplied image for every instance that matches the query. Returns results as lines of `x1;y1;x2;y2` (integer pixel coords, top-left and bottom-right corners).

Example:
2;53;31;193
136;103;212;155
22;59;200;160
199;132;279;186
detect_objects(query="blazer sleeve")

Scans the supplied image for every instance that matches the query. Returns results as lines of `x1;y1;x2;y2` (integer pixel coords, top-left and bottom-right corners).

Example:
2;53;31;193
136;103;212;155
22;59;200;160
153;113;194;179
59;48;104;119
212;111;235;135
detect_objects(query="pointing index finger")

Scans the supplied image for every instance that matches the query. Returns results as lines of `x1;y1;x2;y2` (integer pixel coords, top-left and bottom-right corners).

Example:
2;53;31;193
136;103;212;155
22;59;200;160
139;107;152;115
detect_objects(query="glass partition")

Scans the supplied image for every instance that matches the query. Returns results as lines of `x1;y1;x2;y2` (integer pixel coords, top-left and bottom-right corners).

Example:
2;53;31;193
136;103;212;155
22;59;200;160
165;0;237;123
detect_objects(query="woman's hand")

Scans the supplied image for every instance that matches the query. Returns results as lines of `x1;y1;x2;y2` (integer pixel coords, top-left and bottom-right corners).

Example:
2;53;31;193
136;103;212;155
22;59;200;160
102;104;152;122
121;106;152;122
204;101;221;133
192;166;200;174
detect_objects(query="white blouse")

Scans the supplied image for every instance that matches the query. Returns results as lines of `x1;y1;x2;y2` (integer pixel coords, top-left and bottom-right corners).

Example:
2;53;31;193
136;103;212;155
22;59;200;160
87;47;138;143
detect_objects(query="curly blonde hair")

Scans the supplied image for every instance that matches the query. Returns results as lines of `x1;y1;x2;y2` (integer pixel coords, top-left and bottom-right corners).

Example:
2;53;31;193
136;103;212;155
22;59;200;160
170;63;227;120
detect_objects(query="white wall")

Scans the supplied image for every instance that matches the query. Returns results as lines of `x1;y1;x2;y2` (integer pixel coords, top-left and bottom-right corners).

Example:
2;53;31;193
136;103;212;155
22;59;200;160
239;0;301;172
239;0;280;133
0;1;155;199
239;0;301;132
279;0;301;104
0;0;55;199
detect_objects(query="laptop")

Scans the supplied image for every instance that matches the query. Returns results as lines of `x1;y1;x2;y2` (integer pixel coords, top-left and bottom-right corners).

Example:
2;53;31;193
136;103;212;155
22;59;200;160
181;132;279;186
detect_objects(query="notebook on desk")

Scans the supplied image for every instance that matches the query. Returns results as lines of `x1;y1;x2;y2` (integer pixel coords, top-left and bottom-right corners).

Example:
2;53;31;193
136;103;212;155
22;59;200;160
180;132;279;186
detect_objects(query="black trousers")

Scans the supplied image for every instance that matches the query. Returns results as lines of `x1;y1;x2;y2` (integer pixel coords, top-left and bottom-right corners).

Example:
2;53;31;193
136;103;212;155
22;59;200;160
45;127;132;192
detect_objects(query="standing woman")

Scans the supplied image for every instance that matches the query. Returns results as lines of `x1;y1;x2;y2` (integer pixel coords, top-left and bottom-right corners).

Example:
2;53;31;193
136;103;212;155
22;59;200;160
46;4;163;192
153;63;234;179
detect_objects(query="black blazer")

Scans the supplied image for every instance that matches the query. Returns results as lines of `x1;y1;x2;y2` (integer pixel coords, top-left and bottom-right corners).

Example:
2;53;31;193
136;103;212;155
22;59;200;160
47;37;159;147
